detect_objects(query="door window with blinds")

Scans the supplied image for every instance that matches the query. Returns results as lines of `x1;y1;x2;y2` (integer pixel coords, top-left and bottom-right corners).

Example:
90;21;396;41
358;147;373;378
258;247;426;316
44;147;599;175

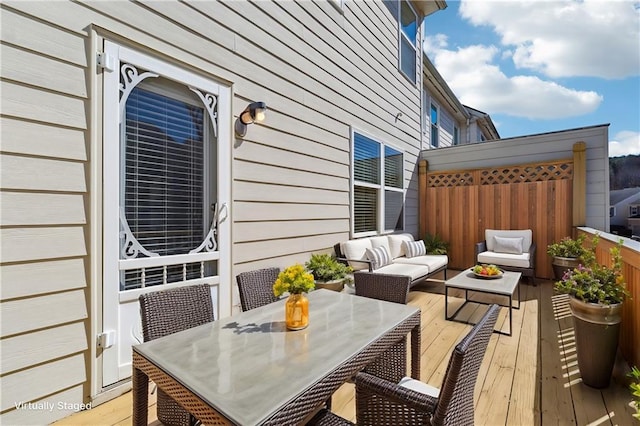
352;131;404;236
121;78;216;290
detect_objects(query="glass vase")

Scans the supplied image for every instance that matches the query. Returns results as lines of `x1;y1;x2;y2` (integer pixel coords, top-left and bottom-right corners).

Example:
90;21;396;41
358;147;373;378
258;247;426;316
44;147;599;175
285;293;309;330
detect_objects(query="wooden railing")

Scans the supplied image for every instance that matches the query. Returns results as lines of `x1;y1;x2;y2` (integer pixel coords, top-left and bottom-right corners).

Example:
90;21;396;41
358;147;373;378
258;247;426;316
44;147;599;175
578;227;640;368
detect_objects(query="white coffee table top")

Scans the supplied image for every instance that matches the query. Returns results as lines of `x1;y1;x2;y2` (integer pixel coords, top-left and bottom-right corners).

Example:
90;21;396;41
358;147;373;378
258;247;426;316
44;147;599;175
445;268;521;296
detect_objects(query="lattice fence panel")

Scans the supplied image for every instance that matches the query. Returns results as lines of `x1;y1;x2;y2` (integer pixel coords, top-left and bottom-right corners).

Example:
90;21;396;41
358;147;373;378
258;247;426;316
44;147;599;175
480;162;573;185
427;171;475;187
427;161;573;188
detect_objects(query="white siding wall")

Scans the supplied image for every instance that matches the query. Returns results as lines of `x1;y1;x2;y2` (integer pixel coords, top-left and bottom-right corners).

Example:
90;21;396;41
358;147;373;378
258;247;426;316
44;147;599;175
0;1;424;423
420;124;611;231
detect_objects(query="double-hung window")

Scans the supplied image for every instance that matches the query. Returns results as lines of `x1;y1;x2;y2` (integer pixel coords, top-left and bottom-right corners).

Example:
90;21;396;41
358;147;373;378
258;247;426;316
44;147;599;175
352;131;404;236
399;0;418;84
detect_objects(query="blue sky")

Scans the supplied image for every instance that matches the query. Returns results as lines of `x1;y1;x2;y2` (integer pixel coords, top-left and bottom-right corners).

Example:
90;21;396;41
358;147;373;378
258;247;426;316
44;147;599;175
423;0;640;158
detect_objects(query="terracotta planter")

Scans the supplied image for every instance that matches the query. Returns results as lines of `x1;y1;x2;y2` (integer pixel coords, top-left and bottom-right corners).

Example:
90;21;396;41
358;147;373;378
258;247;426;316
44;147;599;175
551;256;581;281
314;278;347;292
569;297;622;388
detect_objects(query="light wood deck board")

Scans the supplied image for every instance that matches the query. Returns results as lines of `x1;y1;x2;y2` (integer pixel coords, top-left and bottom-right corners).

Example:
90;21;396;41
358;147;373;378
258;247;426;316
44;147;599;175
54;274;635;425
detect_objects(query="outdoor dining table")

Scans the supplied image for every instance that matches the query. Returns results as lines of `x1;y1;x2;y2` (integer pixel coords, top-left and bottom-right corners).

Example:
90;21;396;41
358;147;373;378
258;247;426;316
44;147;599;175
132;288;421;425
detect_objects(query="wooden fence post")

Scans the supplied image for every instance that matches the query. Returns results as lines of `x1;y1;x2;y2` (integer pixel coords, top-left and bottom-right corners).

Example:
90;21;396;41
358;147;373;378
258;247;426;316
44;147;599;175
573;141;587;228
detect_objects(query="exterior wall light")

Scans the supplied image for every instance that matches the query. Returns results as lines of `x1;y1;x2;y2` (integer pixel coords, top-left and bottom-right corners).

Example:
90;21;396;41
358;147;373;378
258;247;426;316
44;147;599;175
235;101;267;137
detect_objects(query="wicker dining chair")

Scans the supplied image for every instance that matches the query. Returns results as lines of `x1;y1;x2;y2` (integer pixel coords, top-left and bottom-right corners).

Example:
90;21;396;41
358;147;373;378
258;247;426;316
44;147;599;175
236;267;280;311
310;304;500;426
139;284;215;426
354;272;414;383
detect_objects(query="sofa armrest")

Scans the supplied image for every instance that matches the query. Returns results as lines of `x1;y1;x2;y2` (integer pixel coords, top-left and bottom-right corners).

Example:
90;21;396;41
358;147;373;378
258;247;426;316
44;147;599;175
337;257;374;272
475;241;487;259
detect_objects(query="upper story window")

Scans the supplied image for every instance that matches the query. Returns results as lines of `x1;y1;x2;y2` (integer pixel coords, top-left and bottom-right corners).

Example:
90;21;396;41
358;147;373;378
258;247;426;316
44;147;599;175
453;125;460;145
352;131;404;236
399;0;418;84
430;103;439;147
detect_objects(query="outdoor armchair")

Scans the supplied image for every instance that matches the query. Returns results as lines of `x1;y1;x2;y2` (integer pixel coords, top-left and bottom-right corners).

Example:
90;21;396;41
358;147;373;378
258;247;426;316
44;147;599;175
138;284;215;426
476;229;537;285
236;267;280;311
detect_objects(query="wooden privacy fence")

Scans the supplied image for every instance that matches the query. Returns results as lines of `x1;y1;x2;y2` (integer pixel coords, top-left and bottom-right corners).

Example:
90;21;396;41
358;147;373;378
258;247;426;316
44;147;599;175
419;159;576;279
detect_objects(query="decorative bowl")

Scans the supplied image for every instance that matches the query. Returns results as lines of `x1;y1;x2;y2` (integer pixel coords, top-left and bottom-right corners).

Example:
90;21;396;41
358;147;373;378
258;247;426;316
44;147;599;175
472;265;504;279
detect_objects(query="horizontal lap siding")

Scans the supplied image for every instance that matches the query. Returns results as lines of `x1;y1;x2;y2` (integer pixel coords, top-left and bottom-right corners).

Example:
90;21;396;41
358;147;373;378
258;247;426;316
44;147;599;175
0;3;91;424
1;1;423;422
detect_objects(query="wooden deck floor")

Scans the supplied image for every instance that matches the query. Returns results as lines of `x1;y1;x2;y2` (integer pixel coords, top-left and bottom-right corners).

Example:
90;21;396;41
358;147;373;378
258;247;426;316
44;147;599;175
55;275;636;425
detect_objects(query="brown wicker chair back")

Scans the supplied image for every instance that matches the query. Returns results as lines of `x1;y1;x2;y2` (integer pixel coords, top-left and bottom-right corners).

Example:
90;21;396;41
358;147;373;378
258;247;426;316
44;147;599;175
139;284;214;426
353;303;500;426
236;267;280;311
354;271;411;304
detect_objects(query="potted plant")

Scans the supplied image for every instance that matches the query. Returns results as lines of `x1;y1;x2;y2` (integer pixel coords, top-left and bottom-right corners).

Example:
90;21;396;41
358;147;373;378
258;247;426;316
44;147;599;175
273;264;315;330
554;234;630;388
547;233;588;280
423;233;449;255
305;253;353;292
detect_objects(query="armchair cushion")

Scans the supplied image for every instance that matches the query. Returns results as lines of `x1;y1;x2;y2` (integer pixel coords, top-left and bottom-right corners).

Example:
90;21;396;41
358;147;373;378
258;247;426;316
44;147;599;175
398;377;440;398
485;229;532;252
477;251;531;268
493;236;524;254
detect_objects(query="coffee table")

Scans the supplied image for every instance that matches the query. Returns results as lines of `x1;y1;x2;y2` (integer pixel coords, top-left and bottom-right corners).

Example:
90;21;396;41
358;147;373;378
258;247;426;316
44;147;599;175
444;268;521;336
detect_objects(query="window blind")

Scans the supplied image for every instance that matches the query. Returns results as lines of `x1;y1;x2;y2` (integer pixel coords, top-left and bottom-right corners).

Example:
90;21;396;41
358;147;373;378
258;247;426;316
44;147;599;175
124;87;205;256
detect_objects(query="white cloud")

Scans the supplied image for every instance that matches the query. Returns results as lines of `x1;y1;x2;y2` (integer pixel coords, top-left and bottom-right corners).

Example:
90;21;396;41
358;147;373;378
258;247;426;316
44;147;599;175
423;37;603;119
609;130;640;157
459;0;640;79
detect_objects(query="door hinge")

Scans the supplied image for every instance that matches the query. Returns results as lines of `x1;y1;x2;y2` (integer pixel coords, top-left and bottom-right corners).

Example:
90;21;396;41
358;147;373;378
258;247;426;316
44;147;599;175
96;52;115;72
97;330;116;349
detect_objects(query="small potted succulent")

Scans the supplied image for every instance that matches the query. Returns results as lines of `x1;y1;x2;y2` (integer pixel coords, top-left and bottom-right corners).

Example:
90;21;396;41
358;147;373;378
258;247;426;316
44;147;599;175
546;233;588;280
305;253;353;292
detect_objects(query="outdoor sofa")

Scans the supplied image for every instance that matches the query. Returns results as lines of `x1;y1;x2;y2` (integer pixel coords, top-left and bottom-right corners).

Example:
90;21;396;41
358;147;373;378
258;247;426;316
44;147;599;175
334;233;448;287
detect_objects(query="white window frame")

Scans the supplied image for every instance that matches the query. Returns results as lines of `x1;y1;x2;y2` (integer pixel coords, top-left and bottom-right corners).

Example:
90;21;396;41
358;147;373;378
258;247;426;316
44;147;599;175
398;0;418;85
351;128;405;237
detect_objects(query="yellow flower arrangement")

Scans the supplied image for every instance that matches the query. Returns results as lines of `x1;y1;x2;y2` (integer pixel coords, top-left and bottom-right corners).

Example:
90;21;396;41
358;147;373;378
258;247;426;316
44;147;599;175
273;264;315;297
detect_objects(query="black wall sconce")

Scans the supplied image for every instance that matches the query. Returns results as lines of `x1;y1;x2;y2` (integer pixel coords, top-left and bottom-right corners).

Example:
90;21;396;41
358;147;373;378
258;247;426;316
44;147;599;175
235;101;267;137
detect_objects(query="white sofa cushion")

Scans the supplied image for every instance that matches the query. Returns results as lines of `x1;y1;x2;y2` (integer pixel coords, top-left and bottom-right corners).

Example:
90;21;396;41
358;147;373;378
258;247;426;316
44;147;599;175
394;255;448;272
494;236;524;255
485;229;532;253
372;263;430;281
365;246;392;270
477;251;531;268
403;240;426;258
341;238;373;271
369;236;391;255
387;233;414;259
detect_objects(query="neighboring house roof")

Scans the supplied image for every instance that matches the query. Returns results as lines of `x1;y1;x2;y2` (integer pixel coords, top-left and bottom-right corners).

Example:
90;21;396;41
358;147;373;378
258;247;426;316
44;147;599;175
610;187;640;207
422;52;469;123
464;105;501;140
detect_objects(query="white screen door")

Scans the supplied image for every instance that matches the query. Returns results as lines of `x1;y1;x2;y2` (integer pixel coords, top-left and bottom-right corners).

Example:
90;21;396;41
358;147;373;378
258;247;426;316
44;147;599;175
101;41;231;386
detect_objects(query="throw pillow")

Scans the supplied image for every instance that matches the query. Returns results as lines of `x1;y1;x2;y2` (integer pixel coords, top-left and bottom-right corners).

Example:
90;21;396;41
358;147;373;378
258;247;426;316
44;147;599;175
403;240;427;258
493;236;524;255
365;246;392;270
